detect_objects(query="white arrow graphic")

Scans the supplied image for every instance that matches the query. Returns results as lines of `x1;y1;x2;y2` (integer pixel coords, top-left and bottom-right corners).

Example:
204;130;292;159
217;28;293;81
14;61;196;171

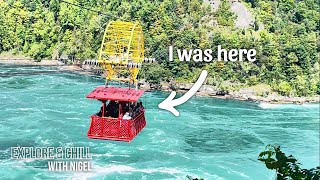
158;70;208;116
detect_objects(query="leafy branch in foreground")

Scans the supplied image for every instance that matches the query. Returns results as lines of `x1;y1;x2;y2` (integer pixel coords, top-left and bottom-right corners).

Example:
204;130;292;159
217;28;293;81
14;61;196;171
258;144;320;180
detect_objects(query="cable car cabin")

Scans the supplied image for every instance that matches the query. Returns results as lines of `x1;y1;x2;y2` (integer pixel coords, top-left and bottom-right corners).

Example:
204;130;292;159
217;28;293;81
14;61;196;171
86;86;146;142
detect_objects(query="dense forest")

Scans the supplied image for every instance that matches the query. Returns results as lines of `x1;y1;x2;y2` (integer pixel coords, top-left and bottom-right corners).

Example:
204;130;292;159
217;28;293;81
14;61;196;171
0;0;319;96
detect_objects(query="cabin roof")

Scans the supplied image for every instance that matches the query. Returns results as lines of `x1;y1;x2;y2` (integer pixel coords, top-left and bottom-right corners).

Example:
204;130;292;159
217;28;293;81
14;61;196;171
86;86;144;102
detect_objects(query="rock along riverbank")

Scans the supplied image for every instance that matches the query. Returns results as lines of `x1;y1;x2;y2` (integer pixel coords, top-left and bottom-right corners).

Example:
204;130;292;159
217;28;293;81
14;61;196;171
1;59;319;104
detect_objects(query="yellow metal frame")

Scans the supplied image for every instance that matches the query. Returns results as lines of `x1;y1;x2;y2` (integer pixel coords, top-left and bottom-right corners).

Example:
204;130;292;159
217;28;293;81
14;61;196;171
98;21;144;86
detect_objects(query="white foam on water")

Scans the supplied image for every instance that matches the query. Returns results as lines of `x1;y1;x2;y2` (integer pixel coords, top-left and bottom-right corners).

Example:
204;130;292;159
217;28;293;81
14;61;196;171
66;117;81;120
91;153;130;158
217;164;251;179
35;137;51;146
259;102;320;109
17;108;34;111
258;103;282;109
302;103;320;108
259;103;299;109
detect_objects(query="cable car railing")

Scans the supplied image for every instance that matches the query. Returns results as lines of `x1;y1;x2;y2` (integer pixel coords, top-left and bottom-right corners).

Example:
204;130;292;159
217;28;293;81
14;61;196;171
88;110;146;141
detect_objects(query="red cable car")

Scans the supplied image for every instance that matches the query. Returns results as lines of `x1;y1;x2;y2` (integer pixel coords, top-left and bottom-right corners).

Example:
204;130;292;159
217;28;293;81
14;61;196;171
86;21;147;142
86;86;146;142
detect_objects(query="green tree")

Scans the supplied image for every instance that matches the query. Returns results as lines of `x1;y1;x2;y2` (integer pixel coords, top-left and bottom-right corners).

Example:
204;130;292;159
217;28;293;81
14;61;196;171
277;80;292;96
258;145;320;179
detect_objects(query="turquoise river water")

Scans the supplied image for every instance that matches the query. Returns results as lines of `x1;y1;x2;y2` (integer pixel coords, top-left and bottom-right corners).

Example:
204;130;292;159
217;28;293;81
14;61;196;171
0;64;319;179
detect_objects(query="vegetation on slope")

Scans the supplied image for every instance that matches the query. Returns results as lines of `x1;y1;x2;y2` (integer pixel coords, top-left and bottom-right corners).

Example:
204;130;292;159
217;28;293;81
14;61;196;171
0;0;319;96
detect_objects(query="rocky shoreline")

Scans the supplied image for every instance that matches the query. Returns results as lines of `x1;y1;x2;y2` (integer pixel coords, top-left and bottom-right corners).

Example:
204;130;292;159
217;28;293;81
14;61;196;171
139;81;319;104
1;59;319;104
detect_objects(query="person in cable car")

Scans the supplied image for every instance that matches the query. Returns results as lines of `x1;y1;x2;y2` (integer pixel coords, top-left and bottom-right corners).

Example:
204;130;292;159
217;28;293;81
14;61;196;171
139;102;144;110
112;101;119;118
103;101;119;118
95;106;103;117
105;100;114;110
95;101;107;117
123;108;132;120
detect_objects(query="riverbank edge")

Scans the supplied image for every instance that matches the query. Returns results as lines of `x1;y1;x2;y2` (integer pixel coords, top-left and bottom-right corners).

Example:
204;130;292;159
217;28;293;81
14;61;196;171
1;59;319;104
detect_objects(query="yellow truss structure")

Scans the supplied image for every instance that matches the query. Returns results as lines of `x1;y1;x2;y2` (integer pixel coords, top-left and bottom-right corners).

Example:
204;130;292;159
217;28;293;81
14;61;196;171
98;21;145;86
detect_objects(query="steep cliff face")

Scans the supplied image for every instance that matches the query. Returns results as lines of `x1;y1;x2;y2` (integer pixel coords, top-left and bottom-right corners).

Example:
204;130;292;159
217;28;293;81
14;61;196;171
229;0;254;28
204;0;254;28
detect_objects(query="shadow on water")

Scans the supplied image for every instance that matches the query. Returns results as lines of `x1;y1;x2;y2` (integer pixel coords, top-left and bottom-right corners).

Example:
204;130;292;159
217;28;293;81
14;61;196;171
0;77;36;89
0;71;58;77
0;139;37;151
183;128;264;153
56;73;104;84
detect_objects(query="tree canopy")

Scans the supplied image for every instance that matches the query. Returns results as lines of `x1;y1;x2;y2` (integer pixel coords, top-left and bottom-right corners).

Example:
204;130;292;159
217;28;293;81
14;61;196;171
0;0;319;96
